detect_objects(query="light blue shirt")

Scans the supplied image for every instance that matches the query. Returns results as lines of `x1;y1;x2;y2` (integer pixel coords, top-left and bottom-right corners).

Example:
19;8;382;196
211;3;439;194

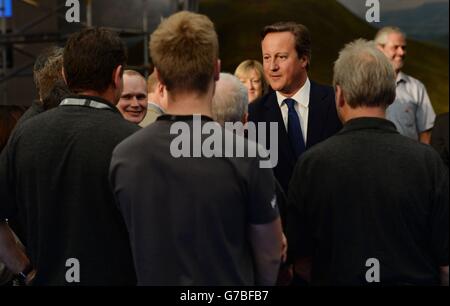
386;72;436;140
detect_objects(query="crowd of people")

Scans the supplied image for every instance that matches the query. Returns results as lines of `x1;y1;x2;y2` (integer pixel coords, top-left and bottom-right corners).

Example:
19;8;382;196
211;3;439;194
0;11;448;286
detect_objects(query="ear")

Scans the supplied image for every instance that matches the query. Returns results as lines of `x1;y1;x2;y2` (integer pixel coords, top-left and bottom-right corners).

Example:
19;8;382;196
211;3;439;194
214;59;221;81
155;68;166;86
335;85;345;108
242;112;249;125
157;82;164;96
61;67;68;85
376;44;384;52
113;65;123;88
300;55;308;69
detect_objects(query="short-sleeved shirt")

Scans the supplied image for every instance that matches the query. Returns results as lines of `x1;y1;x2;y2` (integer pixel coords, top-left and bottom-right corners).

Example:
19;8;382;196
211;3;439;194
287;117;449;285
386;72;436;140
0;95;139;285
110;114;279;286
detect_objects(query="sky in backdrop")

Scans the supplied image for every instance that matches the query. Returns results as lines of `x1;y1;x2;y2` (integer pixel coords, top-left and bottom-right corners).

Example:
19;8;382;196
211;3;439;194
338;0;448;14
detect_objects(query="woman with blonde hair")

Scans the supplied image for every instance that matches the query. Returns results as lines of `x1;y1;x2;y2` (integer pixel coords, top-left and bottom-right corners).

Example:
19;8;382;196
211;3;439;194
234;59;268;103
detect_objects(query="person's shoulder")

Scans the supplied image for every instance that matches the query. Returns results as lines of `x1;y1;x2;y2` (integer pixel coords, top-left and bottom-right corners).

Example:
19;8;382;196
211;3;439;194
392;132;444;165
112;121;161;155
310;79;333;90
249;91;275;110
98;109;140;131
310;79;334;99
16;107;59;132
401;72;426;89
302;132;342;159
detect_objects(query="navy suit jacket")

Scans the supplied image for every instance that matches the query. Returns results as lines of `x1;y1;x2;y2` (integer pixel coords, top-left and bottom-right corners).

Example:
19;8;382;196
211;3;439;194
248;81;342;193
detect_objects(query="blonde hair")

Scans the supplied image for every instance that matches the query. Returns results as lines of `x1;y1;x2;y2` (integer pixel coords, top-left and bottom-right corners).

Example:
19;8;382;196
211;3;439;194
234;60;268;95
34;47;64;101
333;39;396;108
149;11;219;94
123;69;146;84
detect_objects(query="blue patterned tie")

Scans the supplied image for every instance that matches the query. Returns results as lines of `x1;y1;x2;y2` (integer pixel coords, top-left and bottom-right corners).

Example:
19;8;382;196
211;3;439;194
285;98;306;158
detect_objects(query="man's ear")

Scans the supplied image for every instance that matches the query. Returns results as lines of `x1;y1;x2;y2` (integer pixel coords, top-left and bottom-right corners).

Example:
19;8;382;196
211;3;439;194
241;112;249;125
335;85;345;108
113;65;123;88
376;44;384;52
155;68;166;87
300;55;308;69
214;59;221;81
61;67;68;85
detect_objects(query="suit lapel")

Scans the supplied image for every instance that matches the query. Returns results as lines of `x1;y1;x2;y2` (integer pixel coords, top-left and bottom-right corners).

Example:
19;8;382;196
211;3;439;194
307;81;329;148
263;91;295;162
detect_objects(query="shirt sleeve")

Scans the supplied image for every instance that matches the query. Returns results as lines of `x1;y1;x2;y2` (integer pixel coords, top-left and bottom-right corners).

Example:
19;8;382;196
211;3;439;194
416;82;436;133
247;157;279;225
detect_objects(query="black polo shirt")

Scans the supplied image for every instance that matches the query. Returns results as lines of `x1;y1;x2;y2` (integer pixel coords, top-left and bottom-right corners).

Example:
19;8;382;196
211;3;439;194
0;95;139;285
110;114;279;286
287;117;449;285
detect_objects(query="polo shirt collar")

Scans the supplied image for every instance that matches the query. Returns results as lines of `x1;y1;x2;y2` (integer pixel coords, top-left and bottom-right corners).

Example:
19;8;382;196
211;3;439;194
60;95;120;113
340;117;398;134
157;114;214;122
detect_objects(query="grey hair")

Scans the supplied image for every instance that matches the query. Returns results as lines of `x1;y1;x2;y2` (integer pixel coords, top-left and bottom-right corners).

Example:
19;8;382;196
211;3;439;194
212;72;248;125
374;26;406;46
333;39;396;108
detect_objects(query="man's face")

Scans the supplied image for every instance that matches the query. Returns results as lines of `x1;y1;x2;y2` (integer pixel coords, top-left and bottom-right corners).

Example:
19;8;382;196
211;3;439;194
379;32;407;73
262;31;307;96
117;74;148;124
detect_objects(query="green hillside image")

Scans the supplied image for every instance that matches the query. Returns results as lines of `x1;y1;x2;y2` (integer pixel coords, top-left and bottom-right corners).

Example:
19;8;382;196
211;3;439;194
200;0;449;114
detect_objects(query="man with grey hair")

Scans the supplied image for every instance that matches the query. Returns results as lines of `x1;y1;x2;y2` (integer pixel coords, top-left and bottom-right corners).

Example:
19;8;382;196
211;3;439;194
375;26;435;143
212;72;248;126
287;39;448;286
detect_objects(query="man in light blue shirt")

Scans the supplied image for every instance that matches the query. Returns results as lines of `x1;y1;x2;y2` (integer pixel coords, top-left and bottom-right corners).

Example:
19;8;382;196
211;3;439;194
375;26;435;144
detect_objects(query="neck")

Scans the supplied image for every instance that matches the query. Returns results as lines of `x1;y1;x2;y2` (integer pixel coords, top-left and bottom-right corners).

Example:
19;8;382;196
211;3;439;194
165;88;214;118
280;73;307;98
77;89;116;105
342;107;386;124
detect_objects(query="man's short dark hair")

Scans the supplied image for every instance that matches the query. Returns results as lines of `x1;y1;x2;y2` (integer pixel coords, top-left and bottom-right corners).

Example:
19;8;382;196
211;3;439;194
63;28;127;93
261;22;311;70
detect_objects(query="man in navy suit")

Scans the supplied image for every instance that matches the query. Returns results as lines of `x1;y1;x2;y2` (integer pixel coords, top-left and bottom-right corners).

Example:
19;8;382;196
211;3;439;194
249;22;342;194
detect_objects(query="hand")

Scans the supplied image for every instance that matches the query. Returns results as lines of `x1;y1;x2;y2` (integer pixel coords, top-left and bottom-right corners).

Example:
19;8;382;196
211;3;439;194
25;269;36;286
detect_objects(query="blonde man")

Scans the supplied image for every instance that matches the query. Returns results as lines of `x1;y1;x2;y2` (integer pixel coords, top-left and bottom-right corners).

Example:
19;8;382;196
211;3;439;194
375;26;436;144
110;11;283;286
116;70;148;124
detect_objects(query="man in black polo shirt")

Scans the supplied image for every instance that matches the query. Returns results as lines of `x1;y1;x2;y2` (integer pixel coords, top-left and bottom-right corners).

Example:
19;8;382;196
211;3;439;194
110;12;283;286
287;39;449;286
0;28;138;285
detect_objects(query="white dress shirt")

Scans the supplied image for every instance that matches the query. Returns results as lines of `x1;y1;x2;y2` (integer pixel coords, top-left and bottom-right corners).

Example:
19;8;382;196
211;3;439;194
276;78;311;144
